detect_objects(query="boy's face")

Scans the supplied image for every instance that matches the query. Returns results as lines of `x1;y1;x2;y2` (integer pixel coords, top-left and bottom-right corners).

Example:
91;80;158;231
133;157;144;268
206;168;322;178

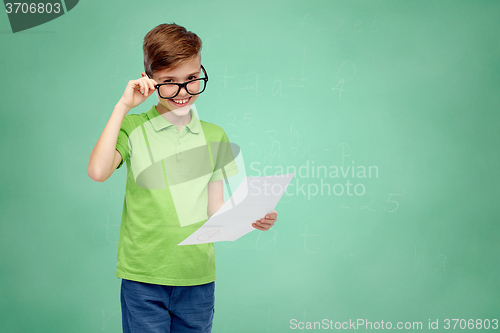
144;55;202;117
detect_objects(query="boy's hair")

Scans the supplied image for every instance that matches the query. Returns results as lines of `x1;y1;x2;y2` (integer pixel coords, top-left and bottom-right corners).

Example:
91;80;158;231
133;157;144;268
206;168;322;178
143;22;202;78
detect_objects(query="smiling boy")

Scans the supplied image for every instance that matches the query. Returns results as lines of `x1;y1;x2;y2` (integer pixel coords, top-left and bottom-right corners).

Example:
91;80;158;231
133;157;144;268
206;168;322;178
87;23;277;332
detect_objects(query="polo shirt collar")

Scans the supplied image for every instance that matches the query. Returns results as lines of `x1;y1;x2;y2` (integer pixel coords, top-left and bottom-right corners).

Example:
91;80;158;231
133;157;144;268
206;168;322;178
146;105;201;134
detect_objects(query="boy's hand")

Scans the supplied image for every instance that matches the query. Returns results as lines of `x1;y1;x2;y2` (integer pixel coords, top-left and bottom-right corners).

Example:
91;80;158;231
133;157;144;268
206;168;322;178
118;73;158;110
252;210;278;231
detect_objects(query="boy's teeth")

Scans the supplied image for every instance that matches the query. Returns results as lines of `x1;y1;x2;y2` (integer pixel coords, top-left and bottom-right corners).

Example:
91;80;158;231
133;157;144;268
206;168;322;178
174;98;188;104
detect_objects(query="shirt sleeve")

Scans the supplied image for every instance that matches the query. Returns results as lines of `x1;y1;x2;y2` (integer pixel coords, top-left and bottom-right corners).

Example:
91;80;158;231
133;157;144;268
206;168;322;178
115;116;132;170
209;129;239;182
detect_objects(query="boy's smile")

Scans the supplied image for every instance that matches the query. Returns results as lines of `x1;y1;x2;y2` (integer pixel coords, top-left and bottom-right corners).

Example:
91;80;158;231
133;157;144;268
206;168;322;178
170;97;191;106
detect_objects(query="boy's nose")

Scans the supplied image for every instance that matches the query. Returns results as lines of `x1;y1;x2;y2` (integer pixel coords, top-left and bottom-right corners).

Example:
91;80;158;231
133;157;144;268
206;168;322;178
177;86;190;97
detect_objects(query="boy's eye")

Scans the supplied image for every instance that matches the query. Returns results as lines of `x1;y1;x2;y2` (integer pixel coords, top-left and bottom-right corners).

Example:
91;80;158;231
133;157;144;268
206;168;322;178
164;76;197;83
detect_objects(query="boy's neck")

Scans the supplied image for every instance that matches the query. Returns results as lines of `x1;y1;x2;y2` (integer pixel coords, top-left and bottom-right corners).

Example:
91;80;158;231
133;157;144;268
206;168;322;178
156;103;192;129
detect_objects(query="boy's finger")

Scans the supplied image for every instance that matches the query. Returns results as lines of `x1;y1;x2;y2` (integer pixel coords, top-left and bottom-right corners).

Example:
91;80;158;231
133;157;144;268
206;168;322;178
142;81;148;96
148;80;156;92
264;212;277;220
256;220;274;227
252;223;269;231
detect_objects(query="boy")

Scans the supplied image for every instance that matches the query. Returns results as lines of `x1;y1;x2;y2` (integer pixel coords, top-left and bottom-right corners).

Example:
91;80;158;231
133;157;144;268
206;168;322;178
87;23;278;332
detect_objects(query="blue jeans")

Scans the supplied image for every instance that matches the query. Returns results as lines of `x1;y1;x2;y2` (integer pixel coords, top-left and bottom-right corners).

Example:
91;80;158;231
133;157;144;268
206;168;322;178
120;278;215;333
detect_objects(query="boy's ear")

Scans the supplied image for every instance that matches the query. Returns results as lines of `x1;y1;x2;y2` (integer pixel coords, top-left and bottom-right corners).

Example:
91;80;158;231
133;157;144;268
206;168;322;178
142;71;147;78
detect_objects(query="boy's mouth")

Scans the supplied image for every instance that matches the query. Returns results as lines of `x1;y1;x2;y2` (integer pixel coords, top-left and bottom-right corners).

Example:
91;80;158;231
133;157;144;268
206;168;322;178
171;97;191;106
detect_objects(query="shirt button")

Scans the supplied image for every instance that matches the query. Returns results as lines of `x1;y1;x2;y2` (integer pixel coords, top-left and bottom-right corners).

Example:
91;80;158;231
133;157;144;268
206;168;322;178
173;129;177;134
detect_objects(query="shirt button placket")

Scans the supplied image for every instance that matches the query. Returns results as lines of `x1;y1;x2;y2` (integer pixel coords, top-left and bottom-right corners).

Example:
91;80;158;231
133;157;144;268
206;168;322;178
177;128;182;156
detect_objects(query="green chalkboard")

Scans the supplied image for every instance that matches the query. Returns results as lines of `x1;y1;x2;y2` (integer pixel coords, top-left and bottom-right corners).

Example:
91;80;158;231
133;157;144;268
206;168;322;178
1;0;499;331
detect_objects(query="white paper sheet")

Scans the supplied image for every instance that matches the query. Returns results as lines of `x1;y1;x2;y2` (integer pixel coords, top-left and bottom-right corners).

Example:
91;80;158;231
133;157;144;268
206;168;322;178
178;173;295;245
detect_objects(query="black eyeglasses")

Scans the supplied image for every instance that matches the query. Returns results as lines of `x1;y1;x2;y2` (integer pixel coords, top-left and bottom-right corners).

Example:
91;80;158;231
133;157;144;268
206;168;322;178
148;65;208;99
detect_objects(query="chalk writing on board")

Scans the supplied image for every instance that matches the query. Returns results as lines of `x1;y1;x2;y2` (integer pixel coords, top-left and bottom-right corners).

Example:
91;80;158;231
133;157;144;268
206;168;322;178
301;224;321;253
240;72;263;97
339;197;351;209
201;24;220;51
332;79;347;100
339;143;351;166
360;192;376;211
436;254;447;272
360;192;404;212
298;13;310;29
337;61;356;82
248;125;314;168
354;20;364;33
224;113;237;127
203;37;211;49
126;33;139;51
333;61;356;100
241;113;252;126
314;17;379;34
413;246;425;270
288;48;315;88
109;187;120;201
92;215;119;245
214;112;253;127
101;309;120;331
248;142;260;161
264;131;286;166
272;79;283;97
217;66;234;97
109;74;117;89
332;232;357;257
255;227;278;251
213;65;288;98
413;248;448;273
384;194;403;212
289;124;315;158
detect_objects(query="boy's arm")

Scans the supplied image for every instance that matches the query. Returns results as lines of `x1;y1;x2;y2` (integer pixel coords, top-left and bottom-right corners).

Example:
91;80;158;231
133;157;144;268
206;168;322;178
87;102;130;182
88;76;157;182
207;180;225;218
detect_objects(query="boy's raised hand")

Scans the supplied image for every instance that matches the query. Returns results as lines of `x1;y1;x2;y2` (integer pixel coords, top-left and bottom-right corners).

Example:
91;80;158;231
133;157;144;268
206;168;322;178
252;210;278;231
118;73;158;110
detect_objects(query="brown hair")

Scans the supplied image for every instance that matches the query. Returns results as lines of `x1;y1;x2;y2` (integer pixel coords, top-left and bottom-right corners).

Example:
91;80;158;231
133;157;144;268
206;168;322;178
143;23;202;78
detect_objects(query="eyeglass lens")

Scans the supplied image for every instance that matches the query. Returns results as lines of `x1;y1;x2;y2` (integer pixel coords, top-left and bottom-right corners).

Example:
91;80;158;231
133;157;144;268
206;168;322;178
159;79;207;98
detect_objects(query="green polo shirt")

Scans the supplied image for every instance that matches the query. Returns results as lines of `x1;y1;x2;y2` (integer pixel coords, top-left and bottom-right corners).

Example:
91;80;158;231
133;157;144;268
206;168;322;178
114;105;238;286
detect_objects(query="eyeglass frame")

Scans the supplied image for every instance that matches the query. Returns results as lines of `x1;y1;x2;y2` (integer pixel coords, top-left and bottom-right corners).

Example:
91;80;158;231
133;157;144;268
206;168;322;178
147;64;208;99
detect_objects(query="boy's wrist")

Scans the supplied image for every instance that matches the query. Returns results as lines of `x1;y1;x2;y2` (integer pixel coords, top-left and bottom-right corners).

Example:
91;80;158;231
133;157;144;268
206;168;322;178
115;99;131;115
